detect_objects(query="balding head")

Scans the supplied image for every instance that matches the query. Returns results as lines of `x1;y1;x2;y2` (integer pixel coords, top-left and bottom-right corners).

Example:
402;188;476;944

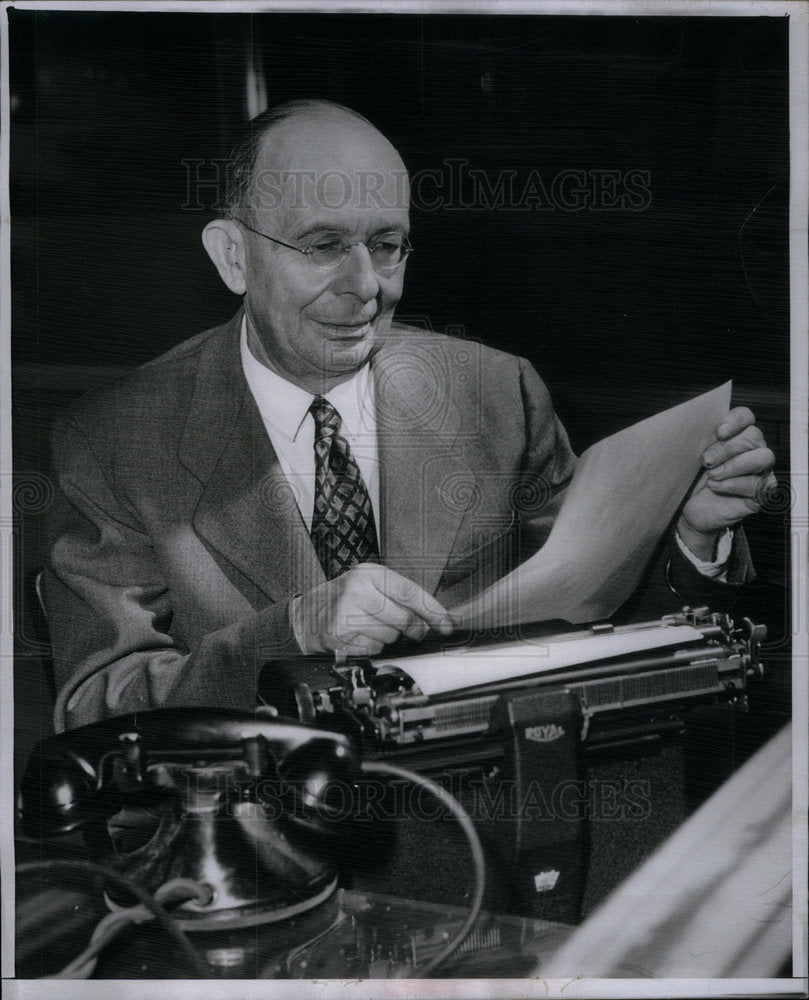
224;99;409;223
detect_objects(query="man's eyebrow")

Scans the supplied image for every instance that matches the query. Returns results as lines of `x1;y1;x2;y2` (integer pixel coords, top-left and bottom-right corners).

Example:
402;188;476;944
293;223;352;239
293;222;410;240
369;225;410;237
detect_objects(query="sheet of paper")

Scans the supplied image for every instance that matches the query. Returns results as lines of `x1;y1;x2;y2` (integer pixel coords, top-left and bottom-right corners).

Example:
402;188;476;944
375;622;704;698
451;382;732;629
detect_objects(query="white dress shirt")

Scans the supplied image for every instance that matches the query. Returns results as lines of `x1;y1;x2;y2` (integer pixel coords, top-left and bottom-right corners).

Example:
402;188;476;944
675;525;732;579
240;319;380;530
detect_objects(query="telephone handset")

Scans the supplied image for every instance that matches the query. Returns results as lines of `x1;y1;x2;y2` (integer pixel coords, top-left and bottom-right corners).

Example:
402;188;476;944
17;707;365;929
18;706;360;838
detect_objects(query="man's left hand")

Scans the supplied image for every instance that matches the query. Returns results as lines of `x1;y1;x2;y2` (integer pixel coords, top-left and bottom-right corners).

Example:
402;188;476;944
677;406;776;560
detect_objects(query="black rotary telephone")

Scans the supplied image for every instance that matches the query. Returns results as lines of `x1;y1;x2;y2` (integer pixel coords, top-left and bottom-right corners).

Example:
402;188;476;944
17;707;365;929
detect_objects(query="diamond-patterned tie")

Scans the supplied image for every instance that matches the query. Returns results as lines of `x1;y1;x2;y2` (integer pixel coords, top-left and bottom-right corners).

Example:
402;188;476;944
309;396;379;580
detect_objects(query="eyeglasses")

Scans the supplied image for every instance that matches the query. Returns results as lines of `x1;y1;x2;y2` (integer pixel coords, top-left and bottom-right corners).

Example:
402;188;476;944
234;219;413;272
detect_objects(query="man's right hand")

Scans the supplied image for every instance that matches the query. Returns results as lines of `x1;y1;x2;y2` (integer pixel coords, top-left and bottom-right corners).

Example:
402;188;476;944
289;563;455;657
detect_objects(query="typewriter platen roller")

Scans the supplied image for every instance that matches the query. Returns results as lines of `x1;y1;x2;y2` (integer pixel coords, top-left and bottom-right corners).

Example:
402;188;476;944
261;608;766;751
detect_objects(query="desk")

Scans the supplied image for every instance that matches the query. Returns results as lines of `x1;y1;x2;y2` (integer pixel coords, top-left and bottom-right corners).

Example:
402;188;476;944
16;855;573;980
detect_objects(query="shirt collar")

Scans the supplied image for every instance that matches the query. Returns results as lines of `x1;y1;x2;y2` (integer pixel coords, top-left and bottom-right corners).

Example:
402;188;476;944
240;316;374;441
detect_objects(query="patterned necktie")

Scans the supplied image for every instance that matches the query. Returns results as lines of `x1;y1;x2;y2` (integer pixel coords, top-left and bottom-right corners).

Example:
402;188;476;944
309;396;380;580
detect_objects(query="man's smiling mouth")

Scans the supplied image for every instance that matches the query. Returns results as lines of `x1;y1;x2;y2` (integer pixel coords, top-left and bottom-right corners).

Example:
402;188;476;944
317;319;375;338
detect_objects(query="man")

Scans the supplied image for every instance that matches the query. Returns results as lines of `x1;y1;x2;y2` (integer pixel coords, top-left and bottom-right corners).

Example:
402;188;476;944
44;99;776;731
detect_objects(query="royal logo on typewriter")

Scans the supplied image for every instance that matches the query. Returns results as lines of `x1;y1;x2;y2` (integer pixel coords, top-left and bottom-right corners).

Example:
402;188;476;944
524;723;566;743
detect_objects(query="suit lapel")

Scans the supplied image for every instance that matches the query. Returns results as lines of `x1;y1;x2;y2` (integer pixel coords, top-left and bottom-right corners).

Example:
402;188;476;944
179;316;474;602
372;335;475;596
180;312;324;603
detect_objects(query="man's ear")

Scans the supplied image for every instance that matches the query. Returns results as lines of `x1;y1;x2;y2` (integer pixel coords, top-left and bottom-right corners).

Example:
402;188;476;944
202;219;247;296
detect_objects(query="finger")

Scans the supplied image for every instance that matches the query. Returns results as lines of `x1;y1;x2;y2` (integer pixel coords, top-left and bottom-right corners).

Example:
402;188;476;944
326;569;435;647
368;569;455;635
359;597;422;633
715;406;755;440
706;475;768;504
703;426;765;468
409;619;431;642
330;614;401;647
761;471;779;498
356;623;401;646
706;496;764;524
335;564;452;637
360;600;436;643
330;605;402;647
706;446;775;481
392;613;430;643
340;573;432;635
360;598;442;642
332;636;387;658
708;471;777;503
381;603;433;642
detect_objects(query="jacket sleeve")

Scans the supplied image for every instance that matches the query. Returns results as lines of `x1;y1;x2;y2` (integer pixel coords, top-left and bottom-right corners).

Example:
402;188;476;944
615;525;756;624
513;357;578;558
45;419;299;732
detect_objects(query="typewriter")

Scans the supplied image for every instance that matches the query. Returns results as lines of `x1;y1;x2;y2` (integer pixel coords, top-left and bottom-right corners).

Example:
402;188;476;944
259;607;767;922
260;607;765;753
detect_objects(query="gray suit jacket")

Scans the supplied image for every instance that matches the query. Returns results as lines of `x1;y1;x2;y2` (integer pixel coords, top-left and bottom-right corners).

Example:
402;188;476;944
45;311;579;729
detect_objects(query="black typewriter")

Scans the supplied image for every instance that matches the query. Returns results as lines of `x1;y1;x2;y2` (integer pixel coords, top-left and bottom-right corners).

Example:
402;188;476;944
258;606;767;922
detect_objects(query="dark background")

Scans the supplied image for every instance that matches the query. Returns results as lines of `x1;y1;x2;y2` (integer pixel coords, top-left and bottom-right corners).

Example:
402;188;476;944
10;11;792;771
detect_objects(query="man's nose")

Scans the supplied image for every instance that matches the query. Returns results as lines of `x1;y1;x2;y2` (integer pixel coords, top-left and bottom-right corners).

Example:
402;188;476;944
333;244;380;301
